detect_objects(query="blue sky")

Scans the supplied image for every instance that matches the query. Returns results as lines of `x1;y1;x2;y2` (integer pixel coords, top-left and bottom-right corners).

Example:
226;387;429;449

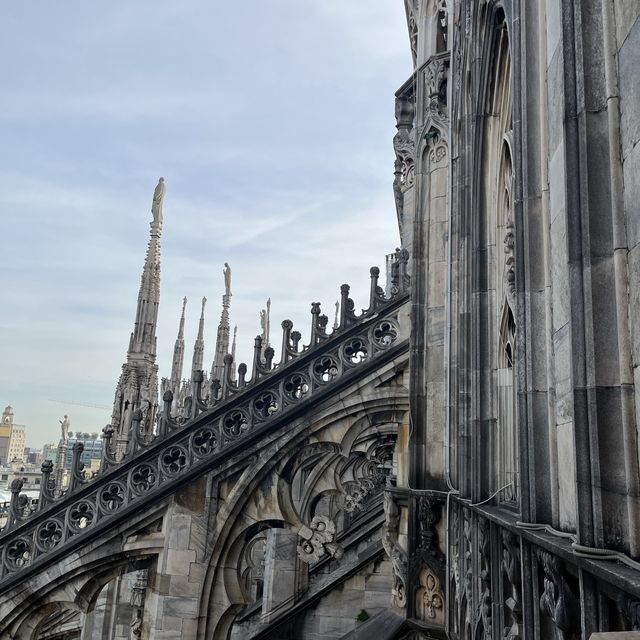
0;2;411;448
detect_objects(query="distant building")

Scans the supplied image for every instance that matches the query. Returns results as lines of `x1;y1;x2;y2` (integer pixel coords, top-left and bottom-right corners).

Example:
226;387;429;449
41;443;58;464
0;406;13;465
62;435;103;473
0;461;41;492
7;423;26;464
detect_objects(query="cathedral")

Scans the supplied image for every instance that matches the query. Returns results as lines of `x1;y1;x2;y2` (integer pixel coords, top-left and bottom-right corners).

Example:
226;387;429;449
0;1;639;638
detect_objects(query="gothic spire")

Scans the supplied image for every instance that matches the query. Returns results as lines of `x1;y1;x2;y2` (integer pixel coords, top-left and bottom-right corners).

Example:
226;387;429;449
170;297;187;389
211;263;232;381
191;296;207;375
109;177;165;458
128;177;164;360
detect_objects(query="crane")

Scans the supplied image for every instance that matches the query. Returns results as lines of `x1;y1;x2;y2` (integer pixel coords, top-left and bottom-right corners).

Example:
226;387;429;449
47;399;111;411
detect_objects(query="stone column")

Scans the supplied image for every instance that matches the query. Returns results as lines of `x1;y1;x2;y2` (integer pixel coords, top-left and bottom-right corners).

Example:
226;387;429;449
261;528;299;623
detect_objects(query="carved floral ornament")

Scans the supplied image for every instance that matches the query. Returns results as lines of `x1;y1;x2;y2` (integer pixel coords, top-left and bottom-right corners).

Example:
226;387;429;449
394;128;416;192
423;54;449;125
0;274;409;585
416;567;444;623
296;515;342;564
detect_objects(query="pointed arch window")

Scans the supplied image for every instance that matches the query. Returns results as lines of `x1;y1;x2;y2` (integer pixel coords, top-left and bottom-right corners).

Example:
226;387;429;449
498;303;517;502
481;9;517;504
436;0;448;53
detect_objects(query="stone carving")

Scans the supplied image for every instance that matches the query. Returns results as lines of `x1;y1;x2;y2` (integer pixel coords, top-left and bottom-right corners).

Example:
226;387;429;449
393;88;416;234
419;52;449;164
503;219;515;302
416;567;444;623
538;550;580;640
390;247;411;295
424;55;449;125
428;136;448;166
59;415;70;442
297;515;342;563
410;494;445;623
502;530;522;639
151;177;165;225
462;511;473;626
260;298;272;359
449;503;460;635
343;479;373;513
394;128;415;191
223;262;232;297
382;490;408;608
129;569;148;639
416;495;439;554
477;518;492;639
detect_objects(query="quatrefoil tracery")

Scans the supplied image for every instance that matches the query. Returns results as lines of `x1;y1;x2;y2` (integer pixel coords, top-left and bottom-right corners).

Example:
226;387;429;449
223;410;250;439
67;500;95;532
313;355;339;383
5;537;31;570
192;428;218;458
253;392;279;420
343;337;368;365
373;321;398;347
35;519;64;552
161;446;188;475
131;463;157;495
99;482;126;513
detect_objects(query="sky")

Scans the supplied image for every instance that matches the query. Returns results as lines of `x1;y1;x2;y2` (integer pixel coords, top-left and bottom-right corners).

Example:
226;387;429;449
0;2;411;448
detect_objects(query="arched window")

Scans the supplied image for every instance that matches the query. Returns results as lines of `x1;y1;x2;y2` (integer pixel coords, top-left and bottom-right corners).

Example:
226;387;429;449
418;0;448;59
480;10;517;503
436;0;448;53
498;303;517;501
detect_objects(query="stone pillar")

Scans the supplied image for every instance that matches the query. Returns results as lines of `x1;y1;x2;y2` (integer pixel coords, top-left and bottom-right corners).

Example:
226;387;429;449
261;528;299;623
143;479;209;639
54;439;68;496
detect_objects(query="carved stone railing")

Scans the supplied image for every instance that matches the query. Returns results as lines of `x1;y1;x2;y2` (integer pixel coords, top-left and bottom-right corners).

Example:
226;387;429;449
0;262;410;591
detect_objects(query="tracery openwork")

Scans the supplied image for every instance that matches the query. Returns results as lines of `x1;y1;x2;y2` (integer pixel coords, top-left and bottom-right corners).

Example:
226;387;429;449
0;267;409;587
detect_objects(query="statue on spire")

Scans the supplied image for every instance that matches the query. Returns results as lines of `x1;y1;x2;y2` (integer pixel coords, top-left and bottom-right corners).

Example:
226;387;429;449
152;177;165;225
59;415;70;442
223;263;232;298
260;298;272;359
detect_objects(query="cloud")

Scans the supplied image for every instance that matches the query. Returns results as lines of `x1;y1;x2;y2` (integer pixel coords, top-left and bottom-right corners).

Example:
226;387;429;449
0;1;411;447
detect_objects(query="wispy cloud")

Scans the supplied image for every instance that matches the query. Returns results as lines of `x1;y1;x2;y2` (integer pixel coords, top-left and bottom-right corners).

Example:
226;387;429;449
0;1;411;446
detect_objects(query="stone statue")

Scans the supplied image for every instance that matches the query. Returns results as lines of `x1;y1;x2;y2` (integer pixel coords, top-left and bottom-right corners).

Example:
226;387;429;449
260;298;271;349
129;611;142;639
223;263;232;297
59;415;70;442
151;177;165;225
